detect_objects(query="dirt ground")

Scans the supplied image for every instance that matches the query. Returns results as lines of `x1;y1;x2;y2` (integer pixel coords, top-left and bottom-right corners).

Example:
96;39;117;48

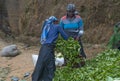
0;38;105;81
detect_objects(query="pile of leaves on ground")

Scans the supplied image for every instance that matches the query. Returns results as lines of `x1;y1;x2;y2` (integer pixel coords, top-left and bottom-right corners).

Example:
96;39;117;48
54;38;120;81
55;37;82;67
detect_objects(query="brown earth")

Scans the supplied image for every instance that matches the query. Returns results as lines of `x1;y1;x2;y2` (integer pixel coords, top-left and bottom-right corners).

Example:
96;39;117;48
0;38;105;81
0;38;39;81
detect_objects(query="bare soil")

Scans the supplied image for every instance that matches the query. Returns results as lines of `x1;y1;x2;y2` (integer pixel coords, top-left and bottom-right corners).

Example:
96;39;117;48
0;38;105;81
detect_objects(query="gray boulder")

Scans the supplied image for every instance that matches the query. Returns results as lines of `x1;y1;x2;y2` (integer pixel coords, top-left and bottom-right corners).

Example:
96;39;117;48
0;44;21;57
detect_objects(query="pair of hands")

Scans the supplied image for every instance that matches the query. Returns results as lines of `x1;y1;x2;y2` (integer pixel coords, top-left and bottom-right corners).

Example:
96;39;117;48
74;30;83;40
74;36;81;41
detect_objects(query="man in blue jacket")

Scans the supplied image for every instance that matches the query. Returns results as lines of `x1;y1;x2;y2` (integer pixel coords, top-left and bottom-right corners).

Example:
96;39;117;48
32;16;68;81
60;4;86;61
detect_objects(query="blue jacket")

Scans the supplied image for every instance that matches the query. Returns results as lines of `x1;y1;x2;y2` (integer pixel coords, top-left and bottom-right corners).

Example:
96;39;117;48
41;24;68;44
60;15;84;38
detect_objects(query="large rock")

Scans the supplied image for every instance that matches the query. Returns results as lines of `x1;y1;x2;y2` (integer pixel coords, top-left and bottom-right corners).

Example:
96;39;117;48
0;44;21;57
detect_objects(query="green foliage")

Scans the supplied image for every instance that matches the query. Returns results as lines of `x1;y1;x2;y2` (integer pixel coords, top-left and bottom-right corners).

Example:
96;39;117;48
54;48;120;81
56;37;81;67
106;76;120;81
108;26;120;48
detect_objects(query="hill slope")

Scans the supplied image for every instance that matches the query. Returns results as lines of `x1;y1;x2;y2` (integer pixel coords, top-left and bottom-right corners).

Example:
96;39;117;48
0;0;120;44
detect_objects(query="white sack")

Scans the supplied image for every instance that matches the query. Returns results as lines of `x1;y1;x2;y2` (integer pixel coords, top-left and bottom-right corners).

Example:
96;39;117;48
32;54;64;67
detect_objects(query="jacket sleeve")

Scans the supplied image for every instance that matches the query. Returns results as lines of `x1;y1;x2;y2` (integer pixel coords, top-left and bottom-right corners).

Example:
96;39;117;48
78;18;84;37
58;25;69;40
59;19;64;29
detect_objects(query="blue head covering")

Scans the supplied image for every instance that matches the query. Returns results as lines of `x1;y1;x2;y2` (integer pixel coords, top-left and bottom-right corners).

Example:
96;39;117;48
49;16;58;21
40;16;58;44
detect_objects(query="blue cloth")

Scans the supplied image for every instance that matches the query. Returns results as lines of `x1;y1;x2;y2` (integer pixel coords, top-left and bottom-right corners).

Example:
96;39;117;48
42;16;58;30
40;23;51;44
41;24;68;44
40;16;58;44
60;15;84;38
41;19;49;31
60;18;83;29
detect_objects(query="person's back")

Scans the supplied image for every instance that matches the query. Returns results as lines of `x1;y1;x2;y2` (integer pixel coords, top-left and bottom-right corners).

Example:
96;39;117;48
32;16;68;81
45;24;67;44
41;17;68;44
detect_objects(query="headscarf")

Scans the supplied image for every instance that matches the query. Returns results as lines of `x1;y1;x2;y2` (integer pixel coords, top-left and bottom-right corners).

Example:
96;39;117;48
40;16;58;44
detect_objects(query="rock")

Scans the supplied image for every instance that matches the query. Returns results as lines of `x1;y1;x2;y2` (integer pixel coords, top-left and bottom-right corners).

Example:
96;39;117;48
0;44;21;57
24;72;30;77
11;76;19;81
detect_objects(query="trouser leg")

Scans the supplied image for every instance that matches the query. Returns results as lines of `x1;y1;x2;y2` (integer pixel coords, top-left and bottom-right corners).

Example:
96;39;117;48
42;45;56;81
118;46;120;50
32;45;47;81
78;38;86;58
42;55;56;81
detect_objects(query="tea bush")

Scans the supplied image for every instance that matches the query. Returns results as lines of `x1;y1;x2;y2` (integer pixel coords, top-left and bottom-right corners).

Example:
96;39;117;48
54;42;120;81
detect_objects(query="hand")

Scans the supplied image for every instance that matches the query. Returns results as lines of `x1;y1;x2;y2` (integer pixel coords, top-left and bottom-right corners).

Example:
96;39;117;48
75;36;79;41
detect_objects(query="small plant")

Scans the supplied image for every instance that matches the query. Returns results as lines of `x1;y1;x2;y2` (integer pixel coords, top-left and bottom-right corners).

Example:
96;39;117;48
108;22;120;49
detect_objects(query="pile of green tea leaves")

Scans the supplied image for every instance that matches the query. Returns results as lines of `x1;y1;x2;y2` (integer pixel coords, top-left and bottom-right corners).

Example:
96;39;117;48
55;37;81;67
54;39;120;81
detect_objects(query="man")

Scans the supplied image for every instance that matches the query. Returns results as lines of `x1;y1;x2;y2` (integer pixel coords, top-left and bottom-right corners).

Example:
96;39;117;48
60;4;86;58
32;16;68;81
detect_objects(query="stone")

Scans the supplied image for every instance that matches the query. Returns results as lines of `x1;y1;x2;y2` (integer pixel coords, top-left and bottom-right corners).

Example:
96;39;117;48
0;44;21;57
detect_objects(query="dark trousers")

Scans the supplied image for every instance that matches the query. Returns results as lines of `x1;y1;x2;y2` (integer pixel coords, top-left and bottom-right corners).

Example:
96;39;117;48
78;38;86;58
32;44;56;81
118;46;120;50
